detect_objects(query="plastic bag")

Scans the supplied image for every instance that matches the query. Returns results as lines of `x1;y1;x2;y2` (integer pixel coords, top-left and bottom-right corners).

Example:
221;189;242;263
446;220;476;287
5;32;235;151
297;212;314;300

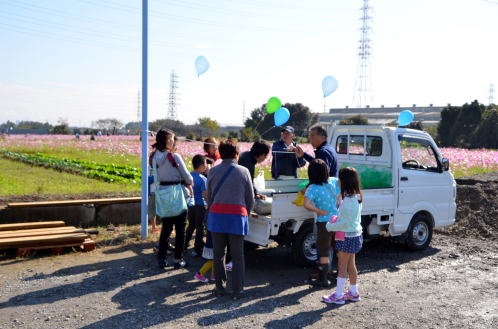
292;191;305;207
253;172;265;192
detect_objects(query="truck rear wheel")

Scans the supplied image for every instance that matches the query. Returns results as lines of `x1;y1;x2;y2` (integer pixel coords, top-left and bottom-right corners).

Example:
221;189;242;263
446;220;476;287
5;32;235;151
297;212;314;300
405;214;433;250
292;223;317;266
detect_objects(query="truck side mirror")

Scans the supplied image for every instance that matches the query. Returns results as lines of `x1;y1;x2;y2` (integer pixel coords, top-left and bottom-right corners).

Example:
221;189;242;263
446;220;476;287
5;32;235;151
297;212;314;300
441;158;450;171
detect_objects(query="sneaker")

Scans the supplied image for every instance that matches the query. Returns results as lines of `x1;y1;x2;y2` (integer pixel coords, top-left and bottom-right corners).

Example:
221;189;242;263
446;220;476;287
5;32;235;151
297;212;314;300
194;272;209;283
158;259;168;269
322;293;345;305
173;259;188;269
343;291;361;302
225;262;233;271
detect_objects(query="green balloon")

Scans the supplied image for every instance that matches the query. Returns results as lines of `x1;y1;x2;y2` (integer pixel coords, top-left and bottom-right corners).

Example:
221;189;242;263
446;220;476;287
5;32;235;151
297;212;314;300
266;97;281;114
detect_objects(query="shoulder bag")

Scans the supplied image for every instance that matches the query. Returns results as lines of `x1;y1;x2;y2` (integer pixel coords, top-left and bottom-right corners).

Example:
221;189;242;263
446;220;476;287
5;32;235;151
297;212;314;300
153;155;187;218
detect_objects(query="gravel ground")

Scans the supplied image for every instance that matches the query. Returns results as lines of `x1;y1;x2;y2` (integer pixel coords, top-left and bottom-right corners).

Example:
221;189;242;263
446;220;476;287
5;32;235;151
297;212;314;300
0;173;497;329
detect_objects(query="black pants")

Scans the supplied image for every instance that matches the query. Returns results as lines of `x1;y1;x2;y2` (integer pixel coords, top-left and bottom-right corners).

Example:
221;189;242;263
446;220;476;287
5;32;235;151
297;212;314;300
184;205;206;254
212;232;245;294
157;211;187;260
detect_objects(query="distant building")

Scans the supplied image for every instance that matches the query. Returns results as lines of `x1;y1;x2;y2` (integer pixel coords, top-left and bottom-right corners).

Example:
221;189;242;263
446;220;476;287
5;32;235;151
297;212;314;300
318;104;446;127
219;125;243;134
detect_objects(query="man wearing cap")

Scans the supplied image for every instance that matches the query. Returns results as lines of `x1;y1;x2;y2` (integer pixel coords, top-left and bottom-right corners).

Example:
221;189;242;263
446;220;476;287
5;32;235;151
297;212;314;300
271;126;307;179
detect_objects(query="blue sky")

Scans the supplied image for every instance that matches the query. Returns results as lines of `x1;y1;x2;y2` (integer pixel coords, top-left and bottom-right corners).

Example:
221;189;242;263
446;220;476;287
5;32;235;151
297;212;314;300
1;0;497;127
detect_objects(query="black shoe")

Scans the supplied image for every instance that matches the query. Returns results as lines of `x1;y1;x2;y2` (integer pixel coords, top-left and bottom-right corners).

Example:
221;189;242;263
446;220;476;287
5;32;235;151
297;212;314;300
309;278;331;288
173;259;188;269
158;259;168;269
231;291;246;300
212;288;225;297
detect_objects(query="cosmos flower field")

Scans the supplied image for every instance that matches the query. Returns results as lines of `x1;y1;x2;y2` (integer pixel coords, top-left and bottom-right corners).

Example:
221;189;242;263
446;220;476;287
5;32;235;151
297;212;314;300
0;134;496;182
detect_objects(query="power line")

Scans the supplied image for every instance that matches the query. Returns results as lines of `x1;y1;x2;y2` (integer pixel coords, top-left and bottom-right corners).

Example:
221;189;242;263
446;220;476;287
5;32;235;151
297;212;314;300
77;0;333;33
2;0;138;29
0;12;135;42
0;22;136;51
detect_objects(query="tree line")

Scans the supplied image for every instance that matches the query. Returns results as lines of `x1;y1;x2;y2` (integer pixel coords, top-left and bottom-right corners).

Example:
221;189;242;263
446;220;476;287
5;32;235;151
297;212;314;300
2;100;495;148
437;100;497;149
0;103;318;142
332;100;497;149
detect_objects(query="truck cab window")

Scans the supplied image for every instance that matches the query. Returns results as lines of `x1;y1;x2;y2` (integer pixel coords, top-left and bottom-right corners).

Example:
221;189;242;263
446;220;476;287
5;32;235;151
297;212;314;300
399;137;440;172
336;136;348;154
367;136;382;156
349;135;365;155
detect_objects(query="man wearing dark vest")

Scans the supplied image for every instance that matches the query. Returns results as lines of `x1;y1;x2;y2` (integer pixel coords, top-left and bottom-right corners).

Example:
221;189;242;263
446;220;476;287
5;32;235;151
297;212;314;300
271;126;307;179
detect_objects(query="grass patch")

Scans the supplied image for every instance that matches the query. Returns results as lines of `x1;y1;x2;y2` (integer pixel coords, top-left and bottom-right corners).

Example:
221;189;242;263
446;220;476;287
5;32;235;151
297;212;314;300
1;151;141;183
0;158;140;196
451;166;497;178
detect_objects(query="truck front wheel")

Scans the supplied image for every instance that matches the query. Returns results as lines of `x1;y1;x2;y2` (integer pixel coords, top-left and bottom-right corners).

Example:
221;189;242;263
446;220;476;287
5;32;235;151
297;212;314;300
292;223;318;266
405;214;433;250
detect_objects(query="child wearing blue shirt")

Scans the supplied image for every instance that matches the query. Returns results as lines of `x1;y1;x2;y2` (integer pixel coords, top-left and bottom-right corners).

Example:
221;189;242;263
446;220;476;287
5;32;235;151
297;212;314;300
304;159;341;287
322;166;364;305
184;154;208;257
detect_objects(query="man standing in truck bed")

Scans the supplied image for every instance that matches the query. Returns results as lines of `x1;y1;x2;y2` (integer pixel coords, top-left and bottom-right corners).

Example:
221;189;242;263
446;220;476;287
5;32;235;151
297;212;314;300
271;126;307;179
296;124;338;178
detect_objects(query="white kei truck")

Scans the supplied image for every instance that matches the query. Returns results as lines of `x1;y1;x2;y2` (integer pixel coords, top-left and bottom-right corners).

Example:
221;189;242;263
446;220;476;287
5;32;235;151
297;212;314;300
245;125;457;266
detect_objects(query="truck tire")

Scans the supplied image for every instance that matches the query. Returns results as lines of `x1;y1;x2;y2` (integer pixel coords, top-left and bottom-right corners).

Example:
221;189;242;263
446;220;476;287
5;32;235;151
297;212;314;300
405;214;433;250
292;223;318;266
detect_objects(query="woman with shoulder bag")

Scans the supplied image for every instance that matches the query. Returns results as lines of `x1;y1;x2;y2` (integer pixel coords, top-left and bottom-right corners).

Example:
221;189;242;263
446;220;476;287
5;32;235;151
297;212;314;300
152;129;193;270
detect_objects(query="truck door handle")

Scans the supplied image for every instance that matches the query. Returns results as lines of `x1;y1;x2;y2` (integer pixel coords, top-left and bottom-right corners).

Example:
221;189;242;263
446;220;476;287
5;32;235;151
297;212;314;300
400;176;408;181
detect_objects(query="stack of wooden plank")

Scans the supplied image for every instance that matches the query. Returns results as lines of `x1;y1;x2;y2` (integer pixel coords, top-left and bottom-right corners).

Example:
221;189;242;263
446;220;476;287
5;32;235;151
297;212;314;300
0;221;96;257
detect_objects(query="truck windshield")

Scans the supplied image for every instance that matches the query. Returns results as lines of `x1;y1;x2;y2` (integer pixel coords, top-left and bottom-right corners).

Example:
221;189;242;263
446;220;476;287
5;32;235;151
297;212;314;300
398;136;440;172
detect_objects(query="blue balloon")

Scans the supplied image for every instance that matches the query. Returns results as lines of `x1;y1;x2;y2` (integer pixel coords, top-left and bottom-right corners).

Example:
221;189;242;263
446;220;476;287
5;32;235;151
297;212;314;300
398;110;414;126
322;76;338;97
195;56;209;76
274;107;290;126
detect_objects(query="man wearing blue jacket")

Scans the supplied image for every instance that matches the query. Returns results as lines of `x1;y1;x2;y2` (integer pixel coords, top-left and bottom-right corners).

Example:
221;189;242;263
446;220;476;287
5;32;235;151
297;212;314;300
296;124;338;177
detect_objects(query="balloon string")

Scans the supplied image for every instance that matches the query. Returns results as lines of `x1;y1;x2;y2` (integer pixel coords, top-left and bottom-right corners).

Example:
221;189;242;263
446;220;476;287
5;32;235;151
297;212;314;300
258;125;276;138
253;117;264;134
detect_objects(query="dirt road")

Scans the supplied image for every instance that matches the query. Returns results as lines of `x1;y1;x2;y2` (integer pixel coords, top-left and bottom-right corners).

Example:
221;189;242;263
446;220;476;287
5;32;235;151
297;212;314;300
0;233;496;329
0;173;496;328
